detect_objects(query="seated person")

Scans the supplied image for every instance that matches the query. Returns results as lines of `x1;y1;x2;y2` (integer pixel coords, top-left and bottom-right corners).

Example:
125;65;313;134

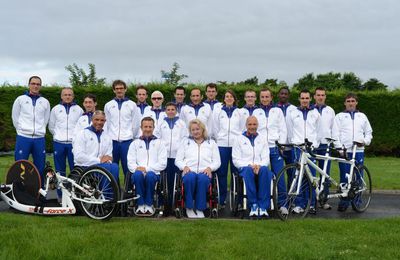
127;117;167;215
232;116;273;218
175;119;221;218
72;110;120;184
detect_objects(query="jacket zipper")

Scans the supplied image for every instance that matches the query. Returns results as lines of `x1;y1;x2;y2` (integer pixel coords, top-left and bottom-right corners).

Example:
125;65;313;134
197;143;201;173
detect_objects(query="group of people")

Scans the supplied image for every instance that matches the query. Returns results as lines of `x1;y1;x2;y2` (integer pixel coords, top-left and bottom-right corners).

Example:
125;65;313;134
11;76;373;218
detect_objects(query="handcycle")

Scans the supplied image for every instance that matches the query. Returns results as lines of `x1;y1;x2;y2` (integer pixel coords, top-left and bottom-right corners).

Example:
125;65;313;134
0;160;138;220
273;139;372;220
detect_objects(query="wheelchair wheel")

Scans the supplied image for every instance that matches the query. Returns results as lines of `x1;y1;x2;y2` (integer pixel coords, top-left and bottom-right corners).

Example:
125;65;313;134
77;166;120;220
160;171;169;215
229;172;240;216
351;165;372;213
205;173;219;218
120;171;134;217
274;163;312;220
172;172;184;218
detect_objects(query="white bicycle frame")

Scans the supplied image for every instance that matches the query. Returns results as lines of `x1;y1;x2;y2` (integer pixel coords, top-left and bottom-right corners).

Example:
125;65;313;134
290;143;365;201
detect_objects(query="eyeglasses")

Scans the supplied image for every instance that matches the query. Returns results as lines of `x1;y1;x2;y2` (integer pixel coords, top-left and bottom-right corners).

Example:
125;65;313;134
346;100;356;103
152;97;163;100
30;83;41;86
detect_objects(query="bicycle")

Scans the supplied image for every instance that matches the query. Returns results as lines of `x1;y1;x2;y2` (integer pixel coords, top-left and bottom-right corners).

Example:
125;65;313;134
273;139;372;220
0;160;138;220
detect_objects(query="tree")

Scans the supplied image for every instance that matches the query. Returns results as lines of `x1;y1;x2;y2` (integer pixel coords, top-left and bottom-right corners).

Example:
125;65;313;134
315;72;343;90
293;73;316;90
362;78;388;91
240;76;258;85
65;63;106;88
263;78;278;87
342;72;362;90
161;62;188;87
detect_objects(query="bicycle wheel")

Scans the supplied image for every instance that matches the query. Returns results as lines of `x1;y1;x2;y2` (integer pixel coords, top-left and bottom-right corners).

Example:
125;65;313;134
77;166;120;220
351;165;372;212
274;163;312;220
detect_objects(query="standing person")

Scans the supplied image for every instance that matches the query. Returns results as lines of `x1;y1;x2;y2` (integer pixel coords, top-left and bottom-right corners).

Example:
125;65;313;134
136;85;149;116
240;90;258;130
49;87;83;178
333;93;372;212
74;93;97;134
142;91;167;125
286;89;321;214
312;87;336;210
12;76;50;181
204;83;222;111
212;90;242;207
104;80;140;180
173;86;186;114
127;117;167;215
175;119;221;218
276;86;297;167
253;88;288;215
232;116;274;218
154;102;188;210
73;110;120;184
180;88;213;135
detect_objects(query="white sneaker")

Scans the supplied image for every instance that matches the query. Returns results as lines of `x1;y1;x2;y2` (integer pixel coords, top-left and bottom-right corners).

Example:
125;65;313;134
145;205;155;215
186;208;197;218
322;203;332;210
292;206;304;214
259;208;269;217
196;210;205;218
249;204;259;217
135;205;145;214
279;206;289;215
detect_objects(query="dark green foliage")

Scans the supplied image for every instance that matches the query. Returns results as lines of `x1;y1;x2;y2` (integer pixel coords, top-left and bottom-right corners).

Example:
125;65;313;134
160;62;188;87
1;85;399;156
65;63;106;88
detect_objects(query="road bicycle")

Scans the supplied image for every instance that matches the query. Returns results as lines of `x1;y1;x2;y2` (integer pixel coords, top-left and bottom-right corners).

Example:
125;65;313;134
273;139;372;220
0;160;137;220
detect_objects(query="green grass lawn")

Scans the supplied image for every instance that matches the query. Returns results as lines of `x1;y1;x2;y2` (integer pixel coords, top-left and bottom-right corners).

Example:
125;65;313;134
1;155;400;258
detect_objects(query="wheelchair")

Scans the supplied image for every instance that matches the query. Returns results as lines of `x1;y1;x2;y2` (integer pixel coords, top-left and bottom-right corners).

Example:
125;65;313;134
120;170;168;217
172;171;219;218
229;169;275;219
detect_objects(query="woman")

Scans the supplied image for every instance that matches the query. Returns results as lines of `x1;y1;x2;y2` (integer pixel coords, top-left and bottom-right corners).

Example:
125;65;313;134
175;119;221;218
154;102;188;211
212;90;242;207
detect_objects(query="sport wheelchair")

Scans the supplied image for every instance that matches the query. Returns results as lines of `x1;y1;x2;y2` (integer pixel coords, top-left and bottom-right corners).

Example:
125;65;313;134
229;169;276;219
172;171;219;218
0;160;135;220
120;170;168;217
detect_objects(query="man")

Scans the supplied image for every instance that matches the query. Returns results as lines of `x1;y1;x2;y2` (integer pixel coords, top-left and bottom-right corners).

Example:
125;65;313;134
253;88;288;215
136;85;149;116
333;93;373;212
232;116;273;218
104;80;140;179
286;89;321;214
203;83;222;111
74;93;97;134
12;76;50;181
49;87;83;177
142;91;166;125
312;87;336;210
240;90;258;125
127;117;167;215
179;88;213;135
72;110;119;184
173;86;186;114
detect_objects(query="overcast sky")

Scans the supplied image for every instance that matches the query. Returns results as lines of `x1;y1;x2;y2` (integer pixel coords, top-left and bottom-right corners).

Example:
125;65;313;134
1;0;399;88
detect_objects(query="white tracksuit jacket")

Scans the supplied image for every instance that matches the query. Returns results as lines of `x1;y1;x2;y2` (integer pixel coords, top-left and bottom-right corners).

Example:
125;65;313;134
74;112;93;136
73;126;113;166
313;105;336;145
12;93;50;138
127;136;167;174
253;105;287;147
240;105;259;131
332;110;373;151
287;107;321;147
104;98;140;141
142;106;167;125
49;103;83;143
212;106;243;147
232;133;270;168
179;103;213;136
154;117;188;159
175;138;221;173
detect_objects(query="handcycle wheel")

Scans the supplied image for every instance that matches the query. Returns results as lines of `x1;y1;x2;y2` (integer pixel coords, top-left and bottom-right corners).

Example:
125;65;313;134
274;163;312;220
77;166;120;220
351;165;372;212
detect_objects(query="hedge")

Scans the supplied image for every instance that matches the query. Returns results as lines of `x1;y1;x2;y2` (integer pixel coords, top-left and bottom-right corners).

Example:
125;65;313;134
1;84;399;156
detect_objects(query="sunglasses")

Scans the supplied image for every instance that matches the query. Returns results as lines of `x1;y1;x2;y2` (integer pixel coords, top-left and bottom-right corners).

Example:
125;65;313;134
152;97;163;100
